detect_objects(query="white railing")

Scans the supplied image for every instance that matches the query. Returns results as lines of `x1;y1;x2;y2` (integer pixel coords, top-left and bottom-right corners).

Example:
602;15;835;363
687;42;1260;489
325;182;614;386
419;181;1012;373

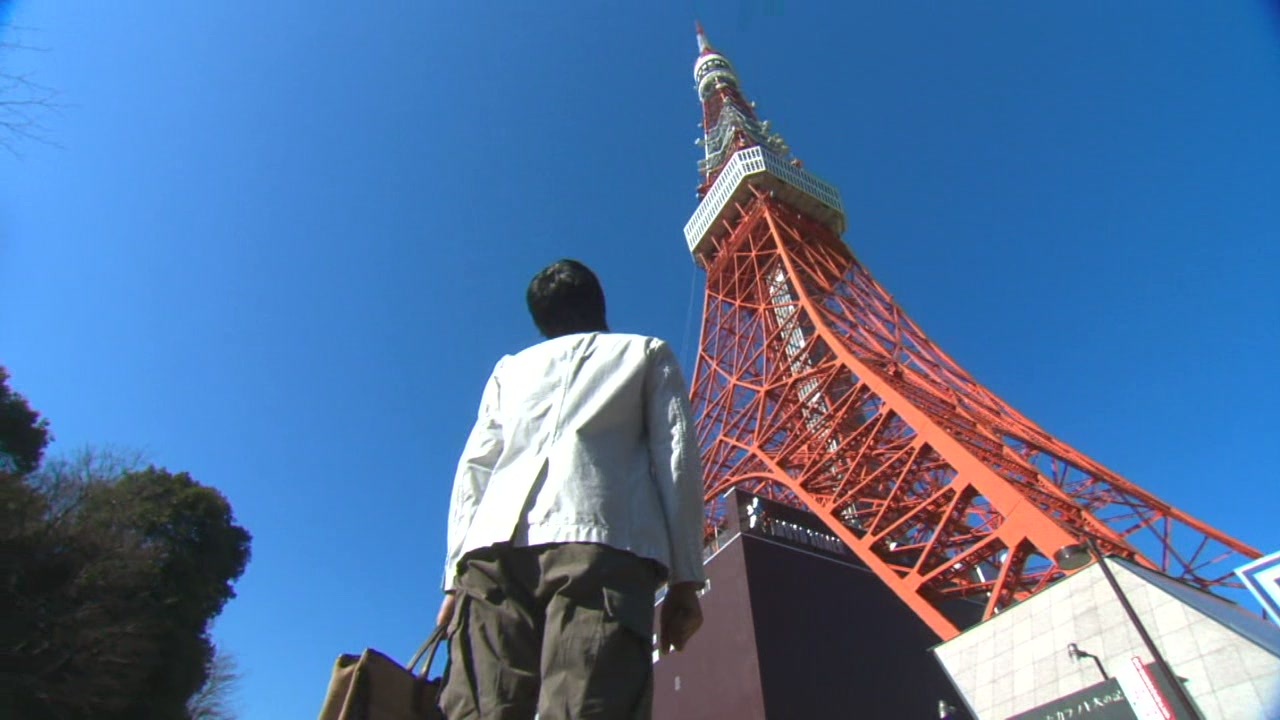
759;148;843;212
684;146;844;258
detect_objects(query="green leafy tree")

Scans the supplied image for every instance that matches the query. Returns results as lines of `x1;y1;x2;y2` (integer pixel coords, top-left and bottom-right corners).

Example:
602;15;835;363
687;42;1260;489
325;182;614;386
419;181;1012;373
1;369;252;720
0;366;51;473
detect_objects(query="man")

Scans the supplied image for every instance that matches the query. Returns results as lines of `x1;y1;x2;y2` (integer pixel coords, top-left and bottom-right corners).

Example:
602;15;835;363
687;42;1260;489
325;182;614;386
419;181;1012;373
436;259;706;720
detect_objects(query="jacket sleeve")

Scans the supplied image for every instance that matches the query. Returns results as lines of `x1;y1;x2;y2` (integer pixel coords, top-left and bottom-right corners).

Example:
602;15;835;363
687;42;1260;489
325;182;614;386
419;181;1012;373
645;340;707;587
442;360;505;592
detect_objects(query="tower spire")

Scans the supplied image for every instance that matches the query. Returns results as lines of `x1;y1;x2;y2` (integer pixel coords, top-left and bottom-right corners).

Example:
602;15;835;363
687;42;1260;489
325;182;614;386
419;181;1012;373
692;23;793;196
695;20;712;54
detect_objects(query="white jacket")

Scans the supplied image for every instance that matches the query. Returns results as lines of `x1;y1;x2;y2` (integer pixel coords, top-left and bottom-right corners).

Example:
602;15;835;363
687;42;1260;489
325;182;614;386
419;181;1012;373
443;332;706;591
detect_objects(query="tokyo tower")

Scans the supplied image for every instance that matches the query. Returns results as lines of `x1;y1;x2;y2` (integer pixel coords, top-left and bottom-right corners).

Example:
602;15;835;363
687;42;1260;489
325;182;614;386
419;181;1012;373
683;24;1261;641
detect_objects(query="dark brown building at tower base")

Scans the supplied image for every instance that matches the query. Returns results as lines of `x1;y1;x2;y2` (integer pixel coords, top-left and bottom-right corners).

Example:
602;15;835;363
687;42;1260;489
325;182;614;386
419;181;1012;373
653;490;973;719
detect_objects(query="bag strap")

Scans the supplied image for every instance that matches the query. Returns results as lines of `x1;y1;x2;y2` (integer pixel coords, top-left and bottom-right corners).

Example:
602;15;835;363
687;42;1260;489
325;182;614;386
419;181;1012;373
407;623;448;680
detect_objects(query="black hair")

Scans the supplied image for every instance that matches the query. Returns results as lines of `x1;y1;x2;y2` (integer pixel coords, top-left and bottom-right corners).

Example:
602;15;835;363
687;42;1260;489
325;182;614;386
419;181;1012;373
526;259;609;339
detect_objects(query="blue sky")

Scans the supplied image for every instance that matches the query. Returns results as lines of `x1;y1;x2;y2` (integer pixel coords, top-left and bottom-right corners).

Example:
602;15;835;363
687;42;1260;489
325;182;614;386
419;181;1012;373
2;2;1278;717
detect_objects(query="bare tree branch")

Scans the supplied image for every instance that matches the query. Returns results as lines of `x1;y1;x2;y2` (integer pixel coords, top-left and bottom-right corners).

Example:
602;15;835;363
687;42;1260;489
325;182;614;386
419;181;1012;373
1;27;60;155
187;647;243;720
30;447;149;528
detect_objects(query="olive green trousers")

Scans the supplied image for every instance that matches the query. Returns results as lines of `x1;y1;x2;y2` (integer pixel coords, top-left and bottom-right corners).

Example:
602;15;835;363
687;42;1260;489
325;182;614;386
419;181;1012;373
440;543;660;720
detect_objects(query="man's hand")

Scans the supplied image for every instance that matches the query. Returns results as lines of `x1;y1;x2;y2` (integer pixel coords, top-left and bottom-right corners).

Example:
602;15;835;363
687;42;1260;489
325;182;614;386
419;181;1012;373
436;592;458;630
659;582;703;655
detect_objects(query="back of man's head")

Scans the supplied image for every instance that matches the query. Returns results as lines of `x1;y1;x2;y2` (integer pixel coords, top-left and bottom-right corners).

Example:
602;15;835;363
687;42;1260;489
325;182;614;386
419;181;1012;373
527;260;609;339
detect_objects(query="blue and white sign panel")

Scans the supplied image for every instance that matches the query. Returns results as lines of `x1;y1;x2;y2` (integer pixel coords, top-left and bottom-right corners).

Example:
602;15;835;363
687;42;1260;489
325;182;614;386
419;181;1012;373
1235;549;1280;624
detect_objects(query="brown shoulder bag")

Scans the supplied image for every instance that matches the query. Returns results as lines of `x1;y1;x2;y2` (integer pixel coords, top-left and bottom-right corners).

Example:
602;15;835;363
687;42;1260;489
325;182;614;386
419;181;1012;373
317;625;447;720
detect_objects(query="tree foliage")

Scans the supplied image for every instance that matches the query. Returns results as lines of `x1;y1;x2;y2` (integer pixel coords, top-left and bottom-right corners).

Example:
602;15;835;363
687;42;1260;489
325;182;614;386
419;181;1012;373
1;369;252;720
0;366;51;473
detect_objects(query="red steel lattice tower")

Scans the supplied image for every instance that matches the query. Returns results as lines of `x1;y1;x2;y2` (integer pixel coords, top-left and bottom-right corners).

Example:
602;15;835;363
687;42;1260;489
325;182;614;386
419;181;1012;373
684;25;1261;640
